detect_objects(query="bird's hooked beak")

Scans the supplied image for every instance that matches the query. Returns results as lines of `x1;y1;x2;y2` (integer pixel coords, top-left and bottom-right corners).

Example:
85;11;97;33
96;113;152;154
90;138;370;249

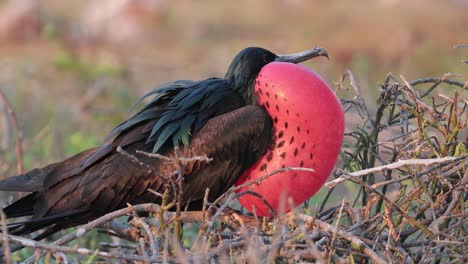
275;47;329;63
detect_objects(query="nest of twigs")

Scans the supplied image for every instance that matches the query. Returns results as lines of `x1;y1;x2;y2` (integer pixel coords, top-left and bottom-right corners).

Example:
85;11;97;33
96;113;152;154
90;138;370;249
1;68;467;263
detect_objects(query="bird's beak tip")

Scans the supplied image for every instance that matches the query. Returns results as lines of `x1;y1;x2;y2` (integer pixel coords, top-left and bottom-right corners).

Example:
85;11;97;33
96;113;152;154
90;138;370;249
317;48;329;60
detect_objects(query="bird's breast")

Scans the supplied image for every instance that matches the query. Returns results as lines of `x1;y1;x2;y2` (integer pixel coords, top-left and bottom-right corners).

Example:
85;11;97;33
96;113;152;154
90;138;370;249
235;62;344;216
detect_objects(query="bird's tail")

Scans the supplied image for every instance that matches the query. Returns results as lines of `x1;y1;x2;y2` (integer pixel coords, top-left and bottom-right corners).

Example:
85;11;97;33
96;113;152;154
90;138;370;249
1;192;87;238
0;169;55;239
0;148;99;240
0;164;60;238
0;147;99;193
0;166;54;193
5;208;88;238
3;193;35;218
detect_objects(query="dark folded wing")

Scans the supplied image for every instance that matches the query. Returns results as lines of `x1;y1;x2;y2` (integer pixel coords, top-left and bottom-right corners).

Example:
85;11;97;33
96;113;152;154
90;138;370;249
2;105;272;238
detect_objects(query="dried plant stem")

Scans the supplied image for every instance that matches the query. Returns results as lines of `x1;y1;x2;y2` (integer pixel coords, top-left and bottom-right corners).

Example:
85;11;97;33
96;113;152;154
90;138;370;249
290;213;389;264
0;89;23;174
0;209;12;264
4;233;158;263
127;203;158;257
327;200;345;263
116;146;154;172
136;149;212;163
172;147;184;238
23;204;162;264
346;69;373;126
326;155;466;188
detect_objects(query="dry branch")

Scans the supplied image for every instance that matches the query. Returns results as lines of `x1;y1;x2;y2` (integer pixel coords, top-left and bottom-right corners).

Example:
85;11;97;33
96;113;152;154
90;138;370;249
4;233;160;263
326;155;467;188
0;209;11;264
289;213;389;264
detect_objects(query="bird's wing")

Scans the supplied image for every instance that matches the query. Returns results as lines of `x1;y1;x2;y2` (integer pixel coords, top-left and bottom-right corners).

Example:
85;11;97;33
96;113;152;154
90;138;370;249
38;105;272;217
3;105;272;238
133;105;273;207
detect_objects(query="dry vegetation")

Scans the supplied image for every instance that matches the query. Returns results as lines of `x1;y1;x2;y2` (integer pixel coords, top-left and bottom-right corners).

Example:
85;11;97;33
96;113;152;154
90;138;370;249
1;68;466;264
0;0;467;263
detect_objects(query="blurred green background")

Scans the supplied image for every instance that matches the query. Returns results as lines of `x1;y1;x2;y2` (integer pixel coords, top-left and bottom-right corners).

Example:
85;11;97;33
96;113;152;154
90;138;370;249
0;0;466;221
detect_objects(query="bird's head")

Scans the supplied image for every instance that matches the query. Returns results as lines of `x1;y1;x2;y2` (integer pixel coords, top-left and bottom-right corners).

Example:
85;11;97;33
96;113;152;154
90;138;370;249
225;47;328;103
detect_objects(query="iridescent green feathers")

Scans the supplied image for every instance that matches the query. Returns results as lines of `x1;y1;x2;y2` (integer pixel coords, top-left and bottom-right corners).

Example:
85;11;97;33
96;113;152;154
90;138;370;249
107;78;243;153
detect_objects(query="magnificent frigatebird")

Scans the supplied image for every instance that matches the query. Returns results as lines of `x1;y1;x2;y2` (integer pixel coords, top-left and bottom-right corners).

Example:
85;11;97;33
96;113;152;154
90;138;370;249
0;46;336;240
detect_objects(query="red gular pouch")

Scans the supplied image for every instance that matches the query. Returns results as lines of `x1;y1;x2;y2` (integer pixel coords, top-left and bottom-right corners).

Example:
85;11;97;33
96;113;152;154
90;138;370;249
235;62;345;217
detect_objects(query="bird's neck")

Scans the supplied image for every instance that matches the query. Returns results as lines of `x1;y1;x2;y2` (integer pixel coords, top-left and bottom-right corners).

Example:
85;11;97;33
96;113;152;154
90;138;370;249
229;78;258;105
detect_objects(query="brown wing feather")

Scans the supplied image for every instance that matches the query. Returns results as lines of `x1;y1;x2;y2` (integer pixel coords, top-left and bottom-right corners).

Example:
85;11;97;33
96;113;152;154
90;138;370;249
2;105;272;237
